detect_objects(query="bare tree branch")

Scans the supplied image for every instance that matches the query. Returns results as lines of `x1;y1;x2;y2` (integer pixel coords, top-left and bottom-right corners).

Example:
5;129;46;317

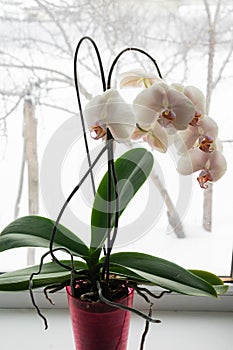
0;62;73;81
38;101;76;115
0;96;23;120
34;0;73;56
212;38;233;89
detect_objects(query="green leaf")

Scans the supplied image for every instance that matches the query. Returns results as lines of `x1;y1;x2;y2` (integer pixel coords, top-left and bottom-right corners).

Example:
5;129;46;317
91;148;154;252
0;216;89;258
190;270;229;295
109;263;148;283
108;252;218;297
0;260;87;291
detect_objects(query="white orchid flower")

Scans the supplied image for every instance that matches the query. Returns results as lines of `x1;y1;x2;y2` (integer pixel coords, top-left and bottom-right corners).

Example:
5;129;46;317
171;84;206;125
177;148;227;189
118;69;162;89
144;126;168;153
184;86;206;119
174;116;219;154
133;82;195;131
84;89;136;143
132;121;169;153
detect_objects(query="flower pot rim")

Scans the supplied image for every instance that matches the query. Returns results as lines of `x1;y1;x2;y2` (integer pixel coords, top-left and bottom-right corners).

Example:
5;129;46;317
66;284;134;306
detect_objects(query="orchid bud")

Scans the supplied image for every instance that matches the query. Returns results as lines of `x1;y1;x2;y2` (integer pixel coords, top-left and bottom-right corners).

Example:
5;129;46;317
118;69;162;89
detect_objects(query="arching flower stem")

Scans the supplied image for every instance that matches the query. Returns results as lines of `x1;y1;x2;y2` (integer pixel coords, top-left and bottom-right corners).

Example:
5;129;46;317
74;36;107;196
107;47;163;89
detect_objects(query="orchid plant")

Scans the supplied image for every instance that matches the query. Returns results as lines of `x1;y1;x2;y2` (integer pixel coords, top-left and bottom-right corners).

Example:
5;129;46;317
0;37;228;335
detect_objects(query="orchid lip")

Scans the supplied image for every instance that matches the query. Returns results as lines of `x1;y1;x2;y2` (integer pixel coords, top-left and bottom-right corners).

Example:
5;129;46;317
199;135;214;153
90;125;107;140
161;108;176;121
189;111;203;126
197;169;213;189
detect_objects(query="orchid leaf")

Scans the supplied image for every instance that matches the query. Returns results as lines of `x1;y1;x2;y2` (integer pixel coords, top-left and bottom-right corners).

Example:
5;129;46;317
189;269;224;285
211;284;229;295
0;216;89;258
0;260;87;291
108;252;218;297
190;270;229;295
109;263;148;283
90;148;153;254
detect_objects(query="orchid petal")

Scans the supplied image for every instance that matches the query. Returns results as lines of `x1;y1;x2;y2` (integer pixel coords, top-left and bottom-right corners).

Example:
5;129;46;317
131;128;147;140
170;83;184;93
214;138;223;152
133;83;168;126
174;116;218;153
198;117;218;138
167;89;195;129
105;91;136;141
84;93;107;128
107;123;135;142
177;148;227;187
146;122;168;153
209;151;227;181
84;89;136;142
174;126;199;153
144;133;166;153
184;86;206;115
177;149;209;175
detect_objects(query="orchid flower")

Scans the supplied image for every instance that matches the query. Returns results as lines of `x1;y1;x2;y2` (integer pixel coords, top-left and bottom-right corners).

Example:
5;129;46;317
84;89;136;143
174;116;219;154
118;69;162;89
132;122;169;153
171;83;206;125
177;148;227;189
133;82;195;132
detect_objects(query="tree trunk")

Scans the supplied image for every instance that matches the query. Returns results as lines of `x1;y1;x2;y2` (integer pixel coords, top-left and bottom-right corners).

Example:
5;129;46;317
202;0;221;232
150;170;185;238
23;94;39;265
127;142;185;238
14;140;26;219
203;182;213;231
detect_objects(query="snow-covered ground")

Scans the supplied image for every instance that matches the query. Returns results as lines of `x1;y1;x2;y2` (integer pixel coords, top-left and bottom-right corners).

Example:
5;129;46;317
0;0;232;277
0;94;232;276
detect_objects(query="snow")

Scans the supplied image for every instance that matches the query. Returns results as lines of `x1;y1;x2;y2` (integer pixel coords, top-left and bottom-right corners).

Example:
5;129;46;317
0;1;232;277
0;98;232;276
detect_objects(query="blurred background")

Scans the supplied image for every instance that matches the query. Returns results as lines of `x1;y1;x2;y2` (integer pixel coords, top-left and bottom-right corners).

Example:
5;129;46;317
0;0;232;277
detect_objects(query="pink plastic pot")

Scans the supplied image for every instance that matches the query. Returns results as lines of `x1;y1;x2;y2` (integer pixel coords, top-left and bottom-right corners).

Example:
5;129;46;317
66;285;134;350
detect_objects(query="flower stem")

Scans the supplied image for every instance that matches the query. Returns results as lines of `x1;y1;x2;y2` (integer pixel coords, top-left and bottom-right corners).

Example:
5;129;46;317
107;47;162;89
74;36;107;197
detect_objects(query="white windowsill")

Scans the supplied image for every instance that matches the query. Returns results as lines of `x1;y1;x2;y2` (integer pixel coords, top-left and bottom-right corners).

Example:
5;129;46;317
0;284;232;311
0;285;232;350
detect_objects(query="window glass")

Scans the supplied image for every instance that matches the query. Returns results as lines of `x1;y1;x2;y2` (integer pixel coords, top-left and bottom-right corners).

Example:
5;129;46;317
0;0;232;278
